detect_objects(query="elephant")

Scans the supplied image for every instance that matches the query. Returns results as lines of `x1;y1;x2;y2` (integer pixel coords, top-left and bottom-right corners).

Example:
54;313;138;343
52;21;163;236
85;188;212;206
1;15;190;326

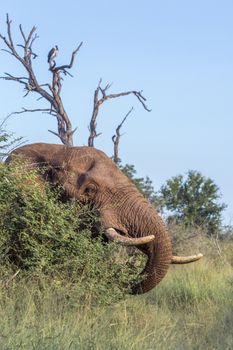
6;143;203;294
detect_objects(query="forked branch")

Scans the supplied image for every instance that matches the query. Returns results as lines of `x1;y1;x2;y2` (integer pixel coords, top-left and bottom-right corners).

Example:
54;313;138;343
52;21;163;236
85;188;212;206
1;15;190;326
52;42;83;74
88;79;151;147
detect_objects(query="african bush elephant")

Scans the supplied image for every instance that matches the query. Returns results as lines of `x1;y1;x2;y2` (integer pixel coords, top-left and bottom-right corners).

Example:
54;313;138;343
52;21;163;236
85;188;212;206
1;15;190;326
7;143;203;294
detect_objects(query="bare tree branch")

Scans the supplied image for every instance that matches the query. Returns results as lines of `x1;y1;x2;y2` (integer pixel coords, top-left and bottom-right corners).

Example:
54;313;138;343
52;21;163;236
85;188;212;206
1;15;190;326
0;14;82;146
0;73;29;87
88;80;151;147
19;24;26;42
8;108;57;117
1;48;13;55
6;14;15;51
112;107;134;163
17;23;38;61
51;42;83;74
48;129;60;137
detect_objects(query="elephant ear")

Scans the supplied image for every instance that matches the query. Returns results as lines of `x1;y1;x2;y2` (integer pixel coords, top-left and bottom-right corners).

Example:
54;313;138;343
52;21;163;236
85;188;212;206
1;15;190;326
6;143;67;186
6;143;96;200
48;147;96;199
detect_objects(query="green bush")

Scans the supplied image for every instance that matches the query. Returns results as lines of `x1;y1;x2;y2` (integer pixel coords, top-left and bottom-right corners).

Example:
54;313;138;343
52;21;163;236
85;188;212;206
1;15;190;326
0;162;140;304
0;126;23;161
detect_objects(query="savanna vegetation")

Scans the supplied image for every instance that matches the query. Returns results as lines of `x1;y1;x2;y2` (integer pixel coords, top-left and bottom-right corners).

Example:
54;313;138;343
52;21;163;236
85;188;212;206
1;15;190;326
0;15;232;350
0;151;232;350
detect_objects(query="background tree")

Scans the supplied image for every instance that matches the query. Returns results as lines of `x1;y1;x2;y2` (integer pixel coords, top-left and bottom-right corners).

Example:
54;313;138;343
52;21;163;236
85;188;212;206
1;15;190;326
119;162;160;206
159;170;226;235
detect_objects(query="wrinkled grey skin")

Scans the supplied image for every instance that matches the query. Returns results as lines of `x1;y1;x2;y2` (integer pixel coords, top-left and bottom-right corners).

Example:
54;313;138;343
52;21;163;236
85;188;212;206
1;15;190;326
7;143;195;294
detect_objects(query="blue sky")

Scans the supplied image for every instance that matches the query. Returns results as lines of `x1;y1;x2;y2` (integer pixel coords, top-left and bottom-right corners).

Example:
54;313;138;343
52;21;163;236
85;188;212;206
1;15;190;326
1;1;233;224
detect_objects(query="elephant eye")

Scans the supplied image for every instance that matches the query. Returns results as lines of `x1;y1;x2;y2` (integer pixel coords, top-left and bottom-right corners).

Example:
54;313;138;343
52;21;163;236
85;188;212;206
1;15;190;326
84;183;97;197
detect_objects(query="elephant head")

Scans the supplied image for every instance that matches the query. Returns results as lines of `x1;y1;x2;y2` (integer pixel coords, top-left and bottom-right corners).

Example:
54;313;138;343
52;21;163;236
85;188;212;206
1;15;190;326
7;143;203;294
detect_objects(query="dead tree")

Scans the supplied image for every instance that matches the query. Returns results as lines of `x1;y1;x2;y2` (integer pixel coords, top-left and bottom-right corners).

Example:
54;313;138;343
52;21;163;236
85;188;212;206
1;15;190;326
112;107;134;163
88;79;151;147
0;14;82;146
1;15;151;150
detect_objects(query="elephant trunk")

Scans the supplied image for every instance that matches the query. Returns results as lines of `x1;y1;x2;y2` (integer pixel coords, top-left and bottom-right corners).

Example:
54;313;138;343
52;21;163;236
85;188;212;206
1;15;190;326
130;209;172;294
101;190;173;294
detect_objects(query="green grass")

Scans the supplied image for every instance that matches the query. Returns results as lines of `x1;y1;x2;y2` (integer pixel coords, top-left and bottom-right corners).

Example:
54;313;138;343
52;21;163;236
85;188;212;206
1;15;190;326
0;259;232;350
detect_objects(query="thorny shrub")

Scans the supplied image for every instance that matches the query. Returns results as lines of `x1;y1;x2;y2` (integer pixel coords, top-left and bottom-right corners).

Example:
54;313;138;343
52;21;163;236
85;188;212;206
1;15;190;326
0;161;142;304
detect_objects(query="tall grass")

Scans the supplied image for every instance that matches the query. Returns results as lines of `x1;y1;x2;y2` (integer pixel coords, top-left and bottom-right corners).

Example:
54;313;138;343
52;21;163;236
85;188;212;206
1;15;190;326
0;259;232;350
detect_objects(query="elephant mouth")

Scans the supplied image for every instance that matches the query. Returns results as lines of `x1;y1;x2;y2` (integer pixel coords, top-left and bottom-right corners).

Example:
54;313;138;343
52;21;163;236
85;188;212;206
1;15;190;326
104;227;155;246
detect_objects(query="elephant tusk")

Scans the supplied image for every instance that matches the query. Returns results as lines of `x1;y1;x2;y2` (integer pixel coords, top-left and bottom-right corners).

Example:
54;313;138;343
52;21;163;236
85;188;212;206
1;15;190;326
171;253;203;264
105;228;155;246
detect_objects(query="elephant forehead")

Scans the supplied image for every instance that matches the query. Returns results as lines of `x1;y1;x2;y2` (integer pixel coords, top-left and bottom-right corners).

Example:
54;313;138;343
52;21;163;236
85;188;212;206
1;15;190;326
60;147;124;183
85;161;124;187
65;147;110;163
66;147;118;171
